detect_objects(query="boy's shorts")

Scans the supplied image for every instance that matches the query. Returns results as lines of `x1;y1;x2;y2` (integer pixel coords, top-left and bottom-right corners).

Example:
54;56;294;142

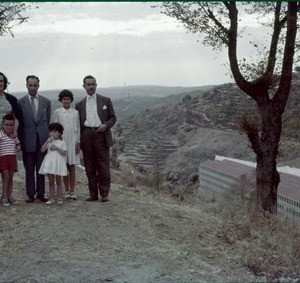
0;155;17;171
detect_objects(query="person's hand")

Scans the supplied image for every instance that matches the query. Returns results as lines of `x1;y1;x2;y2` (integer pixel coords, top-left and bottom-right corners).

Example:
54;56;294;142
47;137;54;143
50;144;58;151
75;143;81;154
96;124;107;132
10;131;18;139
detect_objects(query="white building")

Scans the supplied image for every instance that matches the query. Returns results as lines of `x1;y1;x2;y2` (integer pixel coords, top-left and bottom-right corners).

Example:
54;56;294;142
199;156;300;225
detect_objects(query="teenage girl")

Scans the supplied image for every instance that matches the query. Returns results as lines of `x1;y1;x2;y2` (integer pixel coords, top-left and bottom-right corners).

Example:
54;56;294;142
52;89;80;200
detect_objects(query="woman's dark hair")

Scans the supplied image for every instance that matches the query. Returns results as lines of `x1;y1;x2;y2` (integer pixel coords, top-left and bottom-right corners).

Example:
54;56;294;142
0;72;8;90
58;89;74;102
48;122;64;135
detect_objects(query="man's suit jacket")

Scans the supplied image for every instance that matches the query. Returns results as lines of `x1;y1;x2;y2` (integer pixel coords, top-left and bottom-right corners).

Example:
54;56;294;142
18;95;51;152
75;94;117;147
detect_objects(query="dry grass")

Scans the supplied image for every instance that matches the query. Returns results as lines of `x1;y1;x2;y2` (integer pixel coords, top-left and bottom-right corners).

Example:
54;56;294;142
114;165;300;280
210;186;300;281
1;161;300;282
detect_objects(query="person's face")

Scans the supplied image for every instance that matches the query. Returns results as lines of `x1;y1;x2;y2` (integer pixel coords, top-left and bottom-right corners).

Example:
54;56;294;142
2;119;14;134
49;130;60;140
26;78;39;96
0;75;5;92
62;97;72;109
83;78;97;96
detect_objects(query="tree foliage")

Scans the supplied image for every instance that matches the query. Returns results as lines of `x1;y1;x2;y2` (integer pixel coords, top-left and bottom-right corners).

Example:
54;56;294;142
0;3;30;37
161;2;299;212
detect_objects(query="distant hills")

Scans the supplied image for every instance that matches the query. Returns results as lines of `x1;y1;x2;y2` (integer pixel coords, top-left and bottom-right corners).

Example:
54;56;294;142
12;85;215;100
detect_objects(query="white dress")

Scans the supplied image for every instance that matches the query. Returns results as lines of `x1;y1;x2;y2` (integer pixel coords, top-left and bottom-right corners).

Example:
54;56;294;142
39;139;68;176
52;107;80;165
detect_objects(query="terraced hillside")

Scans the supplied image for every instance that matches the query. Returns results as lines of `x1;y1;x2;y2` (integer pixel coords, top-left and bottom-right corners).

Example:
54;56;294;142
115;77;300;196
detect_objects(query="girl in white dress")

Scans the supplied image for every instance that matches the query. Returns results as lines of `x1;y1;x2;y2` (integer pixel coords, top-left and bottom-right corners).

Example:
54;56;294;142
39;123;67;205
52;90;80;200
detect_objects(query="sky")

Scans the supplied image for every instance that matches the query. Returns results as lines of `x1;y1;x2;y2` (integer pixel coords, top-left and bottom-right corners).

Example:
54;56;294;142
1;2;259;93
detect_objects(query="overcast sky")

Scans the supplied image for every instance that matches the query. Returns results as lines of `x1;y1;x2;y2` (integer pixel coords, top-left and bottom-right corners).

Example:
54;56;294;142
1;2;255;93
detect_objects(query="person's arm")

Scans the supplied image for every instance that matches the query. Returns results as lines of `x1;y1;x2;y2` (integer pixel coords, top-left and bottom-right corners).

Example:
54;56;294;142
41;137;53;153
103;98;117;130
52;109;59;123
15;137;21;150
75;111;81;153
51;141;67;156
47;100;51;124
10;116;19;139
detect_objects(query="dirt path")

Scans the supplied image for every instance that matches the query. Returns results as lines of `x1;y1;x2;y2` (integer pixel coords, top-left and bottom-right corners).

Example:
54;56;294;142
0;166;261;283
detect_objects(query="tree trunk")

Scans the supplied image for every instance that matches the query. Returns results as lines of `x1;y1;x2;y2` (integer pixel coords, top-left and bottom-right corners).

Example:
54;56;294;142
256;151;280;213
255;105;282;212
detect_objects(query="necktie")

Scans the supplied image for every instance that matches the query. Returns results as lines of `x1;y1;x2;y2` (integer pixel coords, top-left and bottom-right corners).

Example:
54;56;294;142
31;96;37;119
87;96;96;126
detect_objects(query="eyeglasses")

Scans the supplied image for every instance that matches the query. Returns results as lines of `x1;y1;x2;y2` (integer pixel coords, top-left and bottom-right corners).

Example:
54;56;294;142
3;124;14;127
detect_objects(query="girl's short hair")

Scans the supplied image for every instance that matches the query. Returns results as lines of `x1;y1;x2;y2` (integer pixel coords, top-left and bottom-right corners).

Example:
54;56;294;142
48;123;64;134
58;89;74;102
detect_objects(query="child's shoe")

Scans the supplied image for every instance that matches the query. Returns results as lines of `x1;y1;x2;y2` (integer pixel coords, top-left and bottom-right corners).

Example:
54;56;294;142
57;199;63;205
70;192;77;200
2;198;10;207
64;191;71;199
45;199;55;205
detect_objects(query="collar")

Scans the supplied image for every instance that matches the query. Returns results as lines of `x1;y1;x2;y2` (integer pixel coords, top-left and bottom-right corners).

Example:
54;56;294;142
28;94;38;100
62;107;71;113
86;93;96;99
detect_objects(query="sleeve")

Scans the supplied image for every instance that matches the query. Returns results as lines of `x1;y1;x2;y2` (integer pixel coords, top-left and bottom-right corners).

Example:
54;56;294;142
104;97;117;129
52;109;59;123
62;141;67;151
7;94;21;122
47;100;51;125
75;111;80;143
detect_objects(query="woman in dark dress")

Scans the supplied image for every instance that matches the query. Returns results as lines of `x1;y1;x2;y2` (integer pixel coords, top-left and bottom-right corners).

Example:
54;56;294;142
0;72;20;138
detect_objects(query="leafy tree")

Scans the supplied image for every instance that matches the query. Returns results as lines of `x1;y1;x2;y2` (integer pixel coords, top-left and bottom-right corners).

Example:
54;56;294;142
161;2;299;212
0;3;30;37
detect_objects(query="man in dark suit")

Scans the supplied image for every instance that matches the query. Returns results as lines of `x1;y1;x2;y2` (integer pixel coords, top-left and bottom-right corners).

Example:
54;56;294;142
18;75;51;203
75;75;116;202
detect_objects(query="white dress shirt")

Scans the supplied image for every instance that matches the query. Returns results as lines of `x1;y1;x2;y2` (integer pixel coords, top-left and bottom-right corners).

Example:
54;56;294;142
84;93;101;127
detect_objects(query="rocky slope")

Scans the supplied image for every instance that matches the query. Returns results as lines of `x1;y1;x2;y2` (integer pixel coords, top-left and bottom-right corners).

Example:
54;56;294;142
116;78;300;196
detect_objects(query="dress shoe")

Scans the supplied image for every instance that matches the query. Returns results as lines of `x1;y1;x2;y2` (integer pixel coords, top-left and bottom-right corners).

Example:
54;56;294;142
37;195;48;202
85;196;98;201
26;196;35;203
101;197;109;202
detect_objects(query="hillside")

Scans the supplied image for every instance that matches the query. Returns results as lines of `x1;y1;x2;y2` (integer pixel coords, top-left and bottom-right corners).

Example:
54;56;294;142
116;78;300;197
1;162;299;282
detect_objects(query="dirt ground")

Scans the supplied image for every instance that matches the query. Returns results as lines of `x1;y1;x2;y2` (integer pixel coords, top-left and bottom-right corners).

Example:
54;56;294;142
0;163;264;283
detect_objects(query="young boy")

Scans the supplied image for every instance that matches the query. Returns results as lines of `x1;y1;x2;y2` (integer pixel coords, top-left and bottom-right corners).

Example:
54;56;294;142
0;114;21;206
